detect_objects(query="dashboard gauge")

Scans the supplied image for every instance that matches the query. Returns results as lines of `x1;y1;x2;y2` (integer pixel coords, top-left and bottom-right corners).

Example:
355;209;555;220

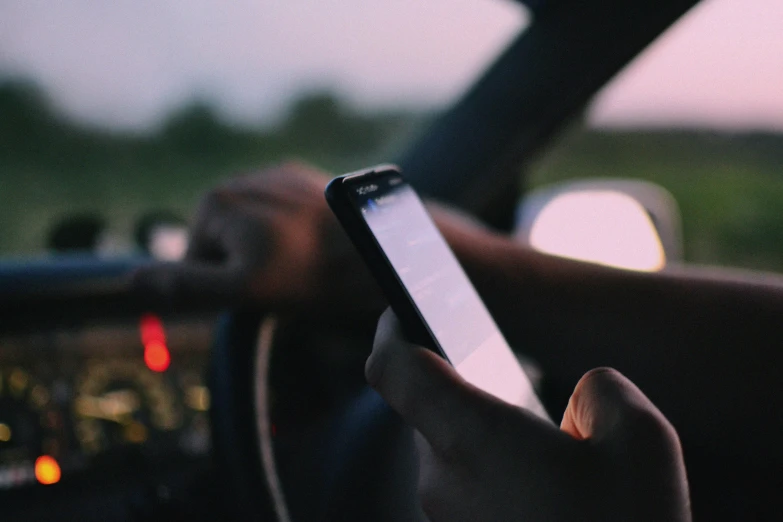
178;371;211;456
73;360;182;454
0;367;67;489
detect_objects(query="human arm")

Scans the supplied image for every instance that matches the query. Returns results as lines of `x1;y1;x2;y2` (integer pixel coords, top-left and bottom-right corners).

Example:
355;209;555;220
134;163;783;461
133;162;385;324
367;308;691;522
433;205;783;462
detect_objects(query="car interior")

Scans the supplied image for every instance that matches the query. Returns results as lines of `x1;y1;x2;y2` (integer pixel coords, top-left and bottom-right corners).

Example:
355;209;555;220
2;0;782;520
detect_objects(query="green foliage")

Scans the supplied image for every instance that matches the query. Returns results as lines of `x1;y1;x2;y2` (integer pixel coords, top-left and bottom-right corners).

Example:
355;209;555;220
528;128;783;271
2;78;783;274
0;80;426;255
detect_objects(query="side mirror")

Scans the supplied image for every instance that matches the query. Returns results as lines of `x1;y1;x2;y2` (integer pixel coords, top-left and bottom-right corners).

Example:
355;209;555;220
515;179;682;272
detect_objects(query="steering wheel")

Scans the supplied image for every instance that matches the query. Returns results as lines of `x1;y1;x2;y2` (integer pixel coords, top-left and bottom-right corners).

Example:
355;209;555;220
209;309;427;521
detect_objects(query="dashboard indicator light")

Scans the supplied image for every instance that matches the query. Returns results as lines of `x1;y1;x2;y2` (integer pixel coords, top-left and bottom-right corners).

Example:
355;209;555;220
9;369;29;398
0;423;11;442
185;386;210;412
141;314;171;372
29;385;50;408
144;341;171;373
34;455;61;485
124;422;148;443
140;313;167;345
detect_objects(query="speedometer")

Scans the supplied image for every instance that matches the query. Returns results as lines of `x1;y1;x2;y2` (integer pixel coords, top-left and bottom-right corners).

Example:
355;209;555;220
73;360;182;454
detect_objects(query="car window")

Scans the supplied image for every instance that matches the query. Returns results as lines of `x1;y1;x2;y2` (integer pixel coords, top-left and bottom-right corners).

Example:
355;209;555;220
0;0;528;258
527;0;783;272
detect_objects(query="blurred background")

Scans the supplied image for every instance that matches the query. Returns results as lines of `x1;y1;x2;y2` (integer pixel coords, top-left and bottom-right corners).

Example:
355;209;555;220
1;0;782;271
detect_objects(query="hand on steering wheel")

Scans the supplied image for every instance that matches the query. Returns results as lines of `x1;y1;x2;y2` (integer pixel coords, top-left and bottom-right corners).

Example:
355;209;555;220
134;162;383;318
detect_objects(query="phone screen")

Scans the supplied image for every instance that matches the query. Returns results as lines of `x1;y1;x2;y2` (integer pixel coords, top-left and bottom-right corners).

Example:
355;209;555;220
347;173;549;419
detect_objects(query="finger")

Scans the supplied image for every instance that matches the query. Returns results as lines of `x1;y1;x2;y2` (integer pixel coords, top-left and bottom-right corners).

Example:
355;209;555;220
562;368;690;518
414;430;438;496
415;431;466;521
561;367;679;448
186;194;284;263
366;308;492;458
186;188;243;261
132;261;246;304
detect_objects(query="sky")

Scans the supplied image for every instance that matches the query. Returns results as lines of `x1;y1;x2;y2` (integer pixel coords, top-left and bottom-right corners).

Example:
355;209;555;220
589;0;783;130
1;0;782;131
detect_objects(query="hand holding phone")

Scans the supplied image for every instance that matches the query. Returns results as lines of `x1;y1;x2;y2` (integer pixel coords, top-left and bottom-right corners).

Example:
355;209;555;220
366;324;691;522
325;165;549;420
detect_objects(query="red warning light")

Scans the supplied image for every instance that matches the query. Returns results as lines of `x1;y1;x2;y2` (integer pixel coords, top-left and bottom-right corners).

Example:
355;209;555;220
140;314;170;372
140;313;166;345
144;341;171;373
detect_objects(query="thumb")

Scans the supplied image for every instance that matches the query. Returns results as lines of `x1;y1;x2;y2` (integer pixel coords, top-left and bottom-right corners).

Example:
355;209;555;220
561;367;679;448
366;308;488;458
561;371;691;521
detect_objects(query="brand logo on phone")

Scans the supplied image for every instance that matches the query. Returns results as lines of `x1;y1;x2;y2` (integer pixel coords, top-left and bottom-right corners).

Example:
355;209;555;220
356;184;378;195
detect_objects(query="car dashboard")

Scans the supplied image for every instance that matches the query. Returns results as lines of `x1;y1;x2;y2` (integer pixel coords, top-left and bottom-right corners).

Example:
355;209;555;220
0;259;224;521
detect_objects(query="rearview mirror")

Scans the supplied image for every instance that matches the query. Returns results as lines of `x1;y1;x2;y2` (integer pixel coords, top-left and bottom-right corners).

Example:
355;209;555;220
515;179;682;272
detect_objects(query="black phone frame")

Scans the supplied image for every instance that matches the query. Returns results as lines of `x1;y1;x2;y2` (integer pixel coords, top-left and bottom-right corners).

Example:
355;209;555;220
324;165;451;362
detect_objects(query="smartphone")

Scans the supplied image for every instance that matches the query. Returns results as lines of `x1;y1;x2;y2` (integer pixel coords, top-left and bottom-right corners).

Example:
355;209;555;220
325;165;549;420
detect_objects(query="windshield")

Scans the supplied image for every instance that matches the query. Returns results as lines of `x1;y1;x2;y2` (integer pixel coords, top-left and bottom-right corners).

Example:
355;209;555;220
0;0;528;259
527;0;783;272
